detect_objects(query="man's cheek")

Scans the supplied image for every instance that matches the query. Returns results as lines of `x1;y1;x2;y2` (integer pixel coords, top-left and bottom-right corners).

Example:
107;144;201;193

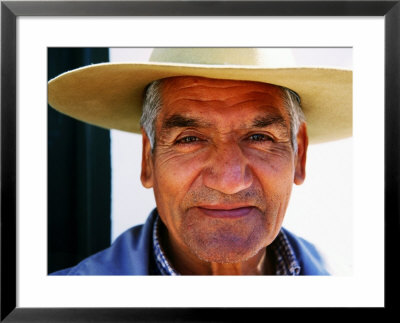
156;157;204;186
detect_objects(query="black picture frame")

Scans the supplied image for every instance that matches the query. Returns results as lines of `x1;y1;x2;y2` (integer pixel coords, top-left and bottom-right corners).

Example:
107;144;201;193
1;1;399;321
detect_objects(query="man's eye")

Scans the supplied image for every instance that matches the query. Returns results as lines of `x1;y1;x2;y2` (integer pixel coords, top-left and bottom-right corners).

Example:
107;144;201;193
249;134;273;142
176;136;200;144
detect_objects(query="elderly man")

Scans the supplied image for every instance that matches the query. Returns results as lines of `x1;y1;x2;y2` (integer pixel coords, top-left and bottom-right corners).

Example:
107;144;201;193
48;48;352;275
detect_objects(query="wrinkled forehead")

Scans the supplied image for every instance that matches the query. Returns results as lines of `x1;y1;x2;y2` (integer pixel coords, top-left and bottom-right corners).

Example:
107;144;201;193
156;76;289;122
160;76;285;97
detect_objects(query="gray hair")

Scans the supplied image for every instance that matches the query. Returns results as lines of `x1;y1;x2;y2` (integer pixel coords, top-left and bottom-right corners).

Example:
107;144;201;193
281;88;306;153
140;80;163;148
140;80;305;152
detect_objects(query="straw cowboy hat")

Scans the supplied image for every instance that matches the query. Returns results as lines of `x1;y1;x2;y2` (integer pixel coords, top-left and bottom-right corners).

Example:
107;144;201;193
48;48;352;144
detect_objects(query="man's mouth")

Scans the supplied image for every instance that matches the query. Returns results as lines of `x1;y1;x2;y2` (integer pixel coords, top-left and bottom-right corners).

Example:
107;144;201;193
196;206;255;219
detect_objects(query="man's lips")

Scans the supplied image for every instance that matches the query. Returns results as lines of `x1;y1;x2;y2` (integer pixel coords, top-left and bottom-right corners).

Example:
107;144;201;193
196;206;255;219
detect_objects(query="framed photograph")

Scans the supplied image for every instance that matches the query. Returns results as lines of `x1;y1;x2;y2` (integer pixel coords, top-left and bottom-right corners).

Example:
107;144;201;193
2;1;399;321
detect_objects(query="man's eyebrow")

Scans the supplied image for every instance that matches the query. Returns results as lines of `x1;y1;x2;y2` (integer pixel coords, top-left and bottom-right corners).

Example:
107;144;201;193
252;115;287;129
162;114;211;130
161;114;287;132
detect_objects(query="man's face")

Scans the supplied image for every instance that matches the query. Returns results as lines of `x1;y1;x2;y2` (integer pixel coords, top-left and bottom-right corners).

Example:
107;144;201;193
141;76;307;264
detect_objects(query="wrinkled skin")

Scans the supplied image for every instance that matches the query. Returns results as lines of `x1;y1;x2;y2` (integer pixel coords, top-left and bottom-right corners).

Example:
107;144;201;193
141;76;308;275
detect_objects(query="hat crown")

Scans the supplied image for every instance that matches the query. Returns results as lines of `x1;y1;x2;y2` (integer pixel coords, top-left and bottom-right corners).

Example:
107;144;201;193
149;48;296;68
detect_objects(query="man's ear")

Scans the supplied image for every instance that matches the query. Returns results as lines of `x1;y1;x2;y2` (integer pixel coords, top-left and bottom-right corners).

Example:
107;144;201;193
140;129;154;188
294;122;308;185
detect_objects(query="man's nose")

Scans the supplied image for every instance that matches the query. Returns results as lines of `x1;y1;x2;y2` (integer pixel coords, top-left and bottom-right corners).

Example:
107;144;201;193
202;143;253;195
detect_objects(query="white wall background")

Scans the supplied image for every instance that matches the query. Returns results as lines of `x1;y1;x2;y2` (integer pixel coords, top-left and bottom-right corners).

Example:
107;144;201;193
109;48;353;275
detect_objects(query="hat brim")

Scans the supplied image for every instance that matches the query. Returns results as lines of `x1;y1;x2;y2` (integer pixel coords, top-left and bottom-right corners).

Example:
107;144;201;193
48;62;352;144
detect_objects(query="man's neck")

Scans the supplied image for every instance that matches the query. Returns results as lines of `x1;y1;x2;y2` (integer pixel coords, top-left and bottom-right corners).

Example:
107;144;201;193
208;250;275;275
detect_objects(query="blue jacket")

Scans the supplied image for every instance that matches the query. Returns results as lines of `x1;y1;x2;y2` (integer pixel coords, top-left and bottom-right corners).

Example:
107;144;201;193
52;210;330;275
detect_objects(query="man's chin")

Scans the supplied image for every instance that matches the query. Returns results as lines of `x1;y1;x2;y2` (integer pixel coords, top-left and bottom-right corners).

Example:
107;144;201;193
180;209;270;264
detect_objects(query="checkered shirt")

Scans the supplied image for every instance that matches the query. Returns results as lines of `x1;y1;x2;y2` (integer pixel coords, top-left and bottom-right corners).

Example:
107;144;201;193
152;215;301;275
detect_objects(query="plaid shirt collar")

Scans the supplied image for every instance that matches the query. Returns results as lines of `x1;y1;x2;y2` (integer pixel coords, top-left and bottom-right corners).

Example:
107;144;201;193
152;214;179;275
152;214;301;275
